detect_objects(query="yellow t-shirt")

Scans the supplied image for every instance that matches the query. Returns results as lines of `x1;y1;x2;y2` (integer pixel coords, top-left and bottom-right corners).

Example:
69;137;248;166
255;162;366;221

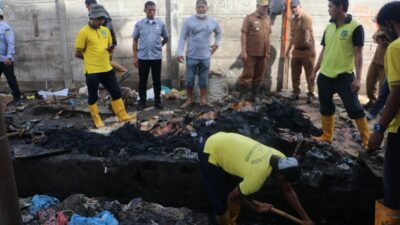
204;132;285;196
320;19;361;78
75;25;113;74
384;38;400;133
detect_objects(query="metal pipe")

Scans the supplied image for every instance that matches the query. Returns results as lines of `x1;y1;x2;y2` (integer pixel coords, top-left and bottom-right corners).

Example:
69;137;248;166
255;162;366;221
0;103;23;225
276;0;292;92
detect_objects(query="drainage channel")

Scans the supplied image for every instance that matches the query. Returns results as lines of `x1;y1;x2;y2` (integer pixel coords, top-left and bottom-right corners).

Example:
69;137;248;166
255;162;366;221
13;151;381;225
8;99;383;224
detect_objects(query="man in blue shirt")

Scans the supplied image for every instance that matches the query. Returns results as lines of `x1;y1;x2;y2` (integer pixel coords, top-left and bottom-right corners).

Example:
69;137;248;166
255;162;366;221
133;1;169;111
176;0;222;108
0;9;22;106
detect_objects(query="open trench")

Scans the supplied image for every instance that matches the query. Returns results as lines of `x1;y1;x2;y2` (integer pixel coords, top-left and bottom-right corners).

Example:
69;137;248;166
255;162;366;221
9;98;382;225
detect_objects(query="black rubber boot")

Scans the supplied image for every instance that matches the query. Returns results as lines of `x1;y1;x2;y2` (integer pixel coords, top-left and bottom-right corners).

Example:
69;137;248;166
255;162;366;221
239;85;249;101
251;85;260;104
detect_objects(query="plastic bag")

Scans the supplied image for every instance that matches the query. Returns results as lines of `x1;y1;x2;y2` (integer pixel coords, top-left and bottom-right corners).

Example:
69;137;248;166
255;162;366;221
69;211;118;225
29;195;60;213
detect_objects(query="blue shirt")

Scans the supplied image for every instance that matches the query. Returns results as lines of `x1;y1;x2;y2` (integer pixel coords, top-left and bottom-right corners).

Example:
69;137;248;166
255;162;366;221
0;21;15;62
176;15;222;60
132;18;169;60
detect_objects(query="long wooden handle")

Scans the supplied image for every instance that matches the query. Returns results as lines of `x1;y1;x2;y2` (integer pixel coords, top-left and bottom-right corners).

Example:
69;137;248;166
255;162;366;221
252;200;304;225
7;132;20;138
270;207;304;225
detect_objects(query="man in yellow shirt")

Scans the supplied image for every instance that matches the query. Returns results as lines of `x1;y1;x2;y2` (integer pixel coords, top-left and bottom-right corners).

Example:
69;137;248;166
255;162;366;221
75;5;133;128
85;1;130;82
309;0;370;150
369;2;400;224
200;132;314;225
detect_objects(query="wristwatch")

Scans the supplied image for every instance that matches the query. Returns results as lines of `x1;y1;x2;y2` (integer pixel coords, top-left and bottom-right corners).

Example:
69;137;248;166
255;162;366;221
373;123;385;133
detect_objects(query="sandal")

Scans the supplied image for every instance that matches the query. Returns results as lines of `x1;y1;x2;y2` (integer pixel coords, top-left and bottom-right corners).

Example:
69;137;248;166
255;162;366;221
200;102;214;107
180;102;194;109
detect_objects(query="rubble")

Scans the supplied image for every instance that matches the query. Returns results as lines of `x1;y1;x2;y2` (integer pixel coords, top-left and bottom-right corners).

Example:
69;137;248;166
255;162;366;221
30;99;320;159
21;194;208;225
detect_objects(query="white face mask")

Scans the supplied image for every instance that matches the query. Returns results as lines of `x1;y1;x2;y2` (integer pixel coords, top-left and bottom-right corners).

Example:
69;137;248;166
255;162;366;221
196;13;207;19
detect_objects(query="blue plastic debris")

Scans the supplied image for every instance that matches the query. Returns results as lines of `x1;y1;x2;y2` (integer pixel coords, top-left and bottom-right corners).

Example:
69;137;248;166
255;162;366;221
69;211;118;225
29;195;60;213
161;85;171;94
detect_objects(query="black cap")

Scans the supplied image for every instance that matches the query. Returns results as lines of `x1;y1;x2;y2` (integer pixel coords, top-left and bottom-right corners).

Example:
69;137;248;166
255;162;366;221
196;0;208;6
85;0;97;5
291;0;300;7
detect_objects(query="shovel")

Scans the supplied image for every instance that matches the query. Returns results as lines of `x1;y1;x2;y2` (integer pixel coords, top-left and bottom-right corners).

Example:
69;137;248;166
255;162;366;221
253;200;305;225
111;61;131;83
118;71;131;83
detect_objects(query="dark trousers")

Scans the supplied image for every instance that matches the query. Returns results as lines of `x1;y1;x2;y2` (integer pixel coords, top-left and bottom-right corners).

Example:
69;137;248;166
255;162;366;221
199;150;240;215
369;79;390;117
85;70;121;105
138;59;162;104
384;128;400;209
317;73;365;119
0;62;21;100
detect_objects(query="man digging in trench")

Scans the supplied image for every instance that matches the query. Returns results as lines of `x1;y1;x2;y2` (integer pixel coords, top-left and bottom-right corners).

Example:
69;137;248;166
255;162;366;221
199;132;315;225
75;5;134;128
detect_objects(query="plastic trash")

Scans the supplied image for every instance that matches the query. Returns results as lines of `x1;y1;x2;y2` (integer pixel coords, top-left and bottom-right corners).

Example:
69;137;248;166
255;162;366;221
161;85;171;94
69;210;118;225
29;195;60;213
56;211;68;225
38;88;69;98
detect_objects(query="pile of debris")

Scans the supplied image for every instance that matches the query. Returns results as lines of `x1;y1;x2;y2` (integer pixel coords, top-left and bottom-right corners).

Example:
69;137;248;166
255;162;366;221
21;194;208;225
33;98;321;159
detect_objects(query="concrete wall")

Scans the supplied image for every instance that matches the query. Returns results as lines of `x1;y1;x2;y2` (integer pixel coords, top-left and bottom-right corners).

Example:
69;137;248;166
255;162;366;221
0;0;392;94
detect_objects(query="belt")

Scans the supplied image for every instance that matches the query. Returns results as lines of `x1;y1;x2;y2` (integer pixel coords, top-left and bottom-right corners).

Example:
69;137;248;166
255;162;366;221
294;47;311;51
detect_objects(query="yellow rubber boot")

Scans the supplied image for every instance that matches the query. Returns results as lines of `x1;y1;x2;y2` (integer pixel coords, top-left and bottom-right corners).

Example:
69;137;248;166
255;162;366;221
215;210;232;225
313;115;335;143
111;98;135;122
88;104;105;128
375;200;400;225
355;117;370;150
228;201;241;225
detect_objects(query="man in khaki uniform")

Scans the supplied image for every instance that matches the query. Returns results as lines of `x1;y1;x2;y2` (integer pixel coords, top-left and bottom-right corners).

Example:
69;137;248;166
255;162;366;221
364;30;388;109
239;0;272;102
286;0;316;104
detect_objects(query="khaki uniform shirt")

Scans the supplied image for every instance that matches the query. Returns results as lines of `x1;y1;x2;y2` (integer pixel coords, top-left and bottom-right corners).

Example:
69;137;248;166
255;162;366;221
241;12;271;57
290;11;315;56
